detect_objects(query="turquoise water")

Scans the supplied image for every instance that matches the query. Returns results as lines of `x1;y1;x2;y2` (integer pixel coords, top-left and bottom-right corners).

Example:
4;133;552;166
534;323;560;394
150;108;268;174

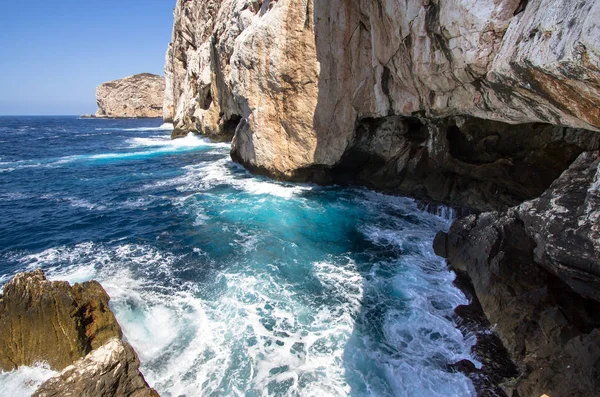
0;116;476;396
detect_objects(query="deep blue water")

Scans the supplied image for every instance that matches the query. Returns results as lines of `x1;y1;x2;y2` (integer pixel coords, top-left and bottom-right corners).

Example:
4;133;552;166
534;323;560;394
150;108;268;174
0;116;476;396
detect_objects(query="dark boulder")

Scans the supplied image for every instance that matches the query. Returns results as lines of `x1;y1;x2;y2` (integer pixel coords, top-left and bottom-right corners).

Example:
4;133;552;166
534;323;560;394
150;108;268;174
517;151;600;302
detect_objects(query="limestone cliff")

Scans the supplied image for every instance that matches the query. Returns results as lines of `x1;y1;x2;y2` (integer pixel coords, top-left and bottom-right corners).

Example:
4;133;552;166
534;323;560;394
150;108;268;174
95;73;165;118
165;1;600;395
164;0;600;210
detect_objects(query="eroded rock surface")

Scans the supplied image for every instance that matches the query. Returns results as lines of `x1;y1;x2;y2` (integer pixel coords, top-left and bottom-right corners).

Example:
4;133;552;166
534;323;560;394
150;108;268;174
0;270;159;395
0;269;122;371
95;73;165;118
165;0;600;209
33;338;159;397
437;151;600;396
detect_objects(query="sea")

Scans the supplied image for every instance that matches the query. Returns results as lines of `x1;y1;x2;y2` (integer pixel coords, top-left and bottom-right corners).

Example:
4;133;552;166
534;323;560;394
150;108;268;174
0;116;477;396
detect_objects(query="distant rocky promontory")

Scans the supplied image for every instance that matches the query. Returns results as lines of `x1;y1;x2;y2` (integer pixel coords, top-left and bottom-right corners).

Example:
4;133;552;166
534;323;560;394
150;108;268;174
84;73;165;119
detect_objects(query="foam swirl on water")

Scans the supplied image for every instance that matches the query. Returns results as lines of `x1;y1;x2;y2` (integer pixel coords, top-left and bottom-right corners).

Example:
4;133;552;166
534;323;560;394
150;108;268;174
0;364;58;396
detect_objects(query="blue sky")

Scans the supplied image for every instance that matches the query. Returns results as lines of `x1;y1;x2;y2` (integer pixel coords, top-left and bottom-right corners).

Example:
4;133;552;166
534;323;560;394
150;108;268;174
0;0;175;115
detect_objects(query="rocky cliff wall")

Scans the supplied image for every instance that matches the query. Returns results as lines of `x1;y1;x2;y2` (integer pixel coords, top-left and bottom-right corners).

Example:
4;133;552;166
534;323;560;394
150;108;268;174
164;0;600;210
95;73;165;118
164;1;600;395
436;152;600;396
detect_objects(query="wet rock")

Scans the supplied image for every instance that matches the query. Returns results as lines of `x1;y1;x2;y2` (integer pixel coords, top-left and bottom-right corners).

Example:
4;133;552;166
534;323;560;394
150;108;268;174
0;269;122;371
517;151;600;302
450;359;478;376
95;73;164;118
433;231;448;258
451;270;519;397
441;151;600;396
32;338;159;397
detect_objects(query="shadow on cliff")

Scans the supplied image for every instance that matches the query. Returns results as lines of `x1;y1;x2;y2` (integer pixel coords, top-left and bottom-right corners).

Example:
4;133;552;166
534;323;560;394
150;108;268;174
304;4;513;395
302;5;477;394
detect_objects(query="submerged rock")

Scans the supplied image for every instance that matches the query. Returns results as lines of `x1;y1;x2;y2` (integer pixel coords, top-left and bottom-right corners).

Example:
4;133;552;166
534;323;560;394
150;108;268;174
0;269;122;371
439;151;600;396
33;338;159;397
95;73;164;118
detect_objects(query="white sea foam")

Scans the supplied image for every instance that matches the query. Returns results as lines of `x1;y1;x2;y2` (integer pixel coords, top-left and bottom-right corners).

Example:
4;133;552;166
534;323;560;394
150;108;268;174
74;133;225;162
119;196;161;209
35;193;107;211
0;364;58;397
0;131;218;173
124;122;174;132
42;133;219;166
8;242;368;396
1;166;478;396
126;132;229;150
0;192;30;201
64;196;108;211
95;123;174;132
0;160;44;173
0;133;223;173
190;262;363;396
150;157;312;200
231;229;261;253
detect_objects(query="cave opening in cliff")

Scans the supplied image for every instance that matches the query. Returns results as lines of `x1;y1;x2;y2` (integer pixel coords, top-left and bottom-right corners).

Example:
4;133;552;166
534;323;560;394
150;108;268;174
328;115;600;212
200;88;213;110
222;115;243;140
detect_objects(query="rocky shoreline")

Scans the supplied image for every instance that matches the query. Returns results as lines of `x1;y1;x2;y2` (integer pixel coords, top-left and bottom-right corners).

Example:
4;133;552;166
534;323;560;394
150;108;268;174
0;270;158;396
449;270;519;397
436;151;600;396
163;0;600;395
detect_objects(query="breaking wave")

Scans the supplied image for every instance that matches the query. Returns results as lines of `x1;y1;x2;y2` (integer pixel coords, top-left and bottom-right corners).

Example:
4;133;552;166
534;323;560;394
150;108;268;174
0;117;477;396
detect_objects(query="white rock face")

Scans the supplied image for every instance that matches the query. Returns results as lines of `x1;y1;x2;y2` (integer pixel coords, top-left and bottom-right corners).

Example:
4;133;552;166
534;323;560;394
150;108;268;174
32;339;158;397
96;73;165;118
164;0;600;177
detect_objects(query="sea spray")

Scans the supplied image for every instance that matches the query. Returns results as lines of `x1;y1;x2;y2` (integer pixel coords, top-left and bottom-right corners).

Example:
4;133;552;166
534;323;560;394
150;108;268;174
0;117;477;396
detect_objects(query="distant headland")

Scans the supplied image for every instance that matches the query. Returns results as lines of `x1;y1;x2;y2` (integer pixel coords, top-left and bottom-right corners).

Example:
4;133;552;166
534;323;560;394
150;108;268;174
81;73;164;119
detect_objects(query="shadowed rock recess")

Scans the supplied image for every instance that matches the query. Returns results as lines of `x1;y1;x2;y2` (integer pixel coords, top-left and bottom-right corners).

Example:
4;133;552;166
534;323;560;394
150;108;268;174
165;0;600;395
0;270;158;396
